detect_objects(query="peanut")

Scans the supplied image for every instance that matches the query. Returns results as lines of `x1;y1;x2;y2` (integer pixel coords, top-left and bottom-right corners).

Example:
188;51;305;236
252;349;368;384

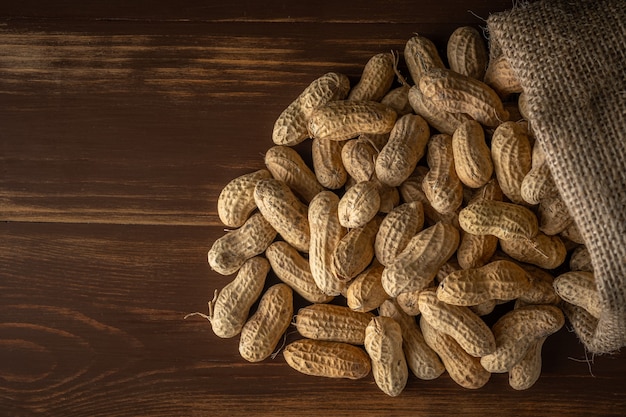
570;245;593;272
207;256;270;338
538;193;573;236
382;222;460;297
508;336;546;390
520;142;558;205
337;180;381;229
208;212;277;275
308;100;397;142
265;241;334;304
420;317;491;389
419;67;509;127
283;339;371;380
458;199;539;241
437;260;531;306
404;34;445;84
480;304;564;373
272;72;350;146
407;84;471;136
418;288;496;357
239;283;293;362
483;53;523;99
312;138;349;189
346;263;389;313
374;201;425;266
560;220;585;245
341;137;378;183
422;133;464;214
295;303;375;345
381;84;413;116
553;271;601;319
217;169;272;228
332;216;382;281
515;264;560;306
254;178;310;252
364;316;409;397
371;175;401;213
308;191;348;296
452;119;493;189
348;52;396;102
447;26;488;80
491;121;532;204
264;145;324;203
499;232;567;270
375;113;430;187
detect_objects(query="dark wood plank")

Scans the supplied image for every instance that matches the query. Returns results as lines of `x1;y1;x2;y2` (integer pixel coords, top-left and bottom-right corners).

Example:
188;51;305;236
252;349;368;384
1;222;625;417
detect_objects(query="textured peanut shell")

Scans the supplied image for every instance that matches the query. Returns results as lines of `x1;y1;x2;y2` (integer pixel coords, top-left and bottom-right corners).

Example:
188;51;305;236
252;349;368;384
404;34;446;84
480;304;564;373
520;142;558;205
265;241;334;304
308;100;397;142
538;194;573;236
420;317;491;389
418;289;496;357
422;134;464;215
458;199;538;240
208;256;270;338
346;263;389;313
308;191;348;296
295;303;375;345
483;53;523;99
341;138;378;183
419;67;509;127
217;169;272;228
395;289;422;316
283;339;371;380
452;119;493;189
264;145;324;203
491;121;532;204
407;85;471;136
372;176;400;213
570;245;593;272
364;316;409;397
239;283;293;362
508;336;546;390
382;222;460;297
381;84;413;116
553;271;601;319
312;138;349;190
254;178;310;253
272;72;350;146
375;201;425;266
337;180;381;229
516;264;560;306
437;259;531;306
347;52;396;102
378;299;445;380
207;212;277;275
447;26;488;80
332;216;382;281
375;113;430;187
500;232;567;270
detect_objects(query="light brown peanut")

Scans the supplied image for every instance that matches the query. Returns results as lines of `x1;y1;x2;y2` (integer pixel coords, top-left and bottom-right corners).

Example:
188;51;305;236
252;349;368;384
437;260;531;306
560;220;585;245
207;256;270;338
337;180;381;229
295;303;375;345
515;264;560;307
458;198;539;241
312;138;349;189
308;191;348;296
265;241;334;304
283;339;371;380
254;178;310;252
420;317;491;389
379;299;445;380
570;245;593;272
341;137;378;183
371;175;401;213
452;119;493;189
264;145;324;203
480;304;564;373
239;283;293;362
381;84;413;116
483;53;523;99
499;232;567;270
491;121;532;204
447;26;488;80
520;142;558;205
332;216;382;281
346;263;389;313
375;201;425;266
407;84;472;136
538;193;573;236
508;336;546;390
422;134;464;214
375;113;430;187
419;67;509;127
382;222;460;297
395;289;422;316
217;169;272;228
553;271;601;319
404;34;446;84
308;100;397;142
347;52;396;102
418;289;496;357
364;316;409;397
272;72;350;146
208;212;277;275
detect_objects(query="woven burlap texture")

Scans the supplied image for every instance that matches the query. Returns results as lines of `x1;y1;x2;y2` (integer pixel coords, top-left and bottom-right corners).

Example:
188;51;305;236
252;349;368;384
487;0;626;354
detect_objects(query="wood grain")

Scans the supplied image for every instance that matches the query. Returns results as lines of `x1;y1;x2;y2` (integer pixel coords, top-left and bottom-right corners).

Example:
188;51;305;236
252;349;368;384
1;1;625;415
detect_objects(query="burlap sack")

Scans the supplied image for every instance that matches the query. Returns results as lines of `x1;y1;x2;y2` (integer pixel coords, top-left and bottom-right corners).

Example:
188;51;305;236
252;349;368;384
487;0;626;354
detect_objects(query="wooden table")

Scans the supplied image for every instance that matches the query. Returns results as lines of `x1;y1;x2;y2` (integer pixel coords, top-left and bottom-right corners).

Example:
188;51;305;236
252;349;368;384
1;1;624;415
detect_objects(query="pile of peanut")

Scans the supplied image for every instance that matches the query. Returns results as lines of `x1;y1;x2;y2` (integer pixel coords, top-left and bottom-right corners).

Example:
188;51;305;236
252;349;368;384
203;27;599;395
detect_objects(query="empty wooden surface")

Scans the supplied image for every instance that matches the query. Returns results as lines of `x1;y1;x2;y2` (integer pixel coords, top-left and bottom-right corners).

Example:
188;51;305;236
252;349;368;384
1;1;625;416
